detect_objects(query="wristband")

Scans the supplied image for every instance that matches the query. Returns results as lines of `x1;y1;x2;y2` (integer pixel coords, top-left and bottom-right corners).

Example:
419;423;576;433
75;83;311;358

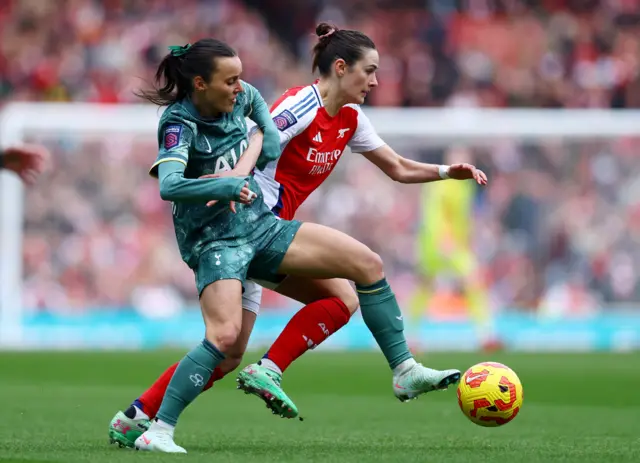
438;165;450;180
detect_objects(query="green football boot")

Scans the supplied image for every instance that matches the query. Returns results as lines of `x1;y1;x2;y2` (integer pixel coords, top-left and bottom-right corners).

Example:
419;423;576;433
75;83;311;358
236;363;300;419
108;410;150;448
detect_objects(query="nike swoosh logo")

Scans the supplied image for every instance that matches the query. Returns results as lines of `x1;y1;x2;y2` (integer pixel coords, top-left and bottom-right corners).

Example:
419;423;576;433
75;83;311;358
203;137;212;153
396;316;403;321
466;373;489;384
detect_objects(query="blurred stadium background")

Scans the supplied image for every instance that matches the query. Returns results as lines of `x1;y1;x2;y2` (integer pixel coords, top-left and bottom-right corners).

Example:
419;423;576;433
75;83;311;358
2;2;640;462
1;0;640;352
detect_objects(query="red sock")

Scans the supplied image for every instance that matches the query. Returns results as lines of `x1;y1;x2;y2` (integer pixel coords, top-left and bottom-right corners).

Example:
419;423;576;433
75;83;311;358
137;364;225;418
264;297;351;372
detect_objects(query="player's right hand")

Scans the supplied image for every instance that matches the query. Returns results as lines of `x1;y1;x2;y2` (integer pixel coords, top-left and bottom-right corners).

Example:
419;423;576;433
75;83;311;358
237;182;257;205
2;144;50;185
200;171;256;212
205;181;257;212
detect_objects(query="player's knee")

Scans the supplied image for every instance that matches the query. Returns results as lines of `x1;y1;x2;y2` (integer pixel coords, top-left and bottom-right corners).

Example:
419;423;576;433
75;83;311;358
205;323;242;353
218;342;246;374
342;291;360;314
355;250;384;285
217;354;243;375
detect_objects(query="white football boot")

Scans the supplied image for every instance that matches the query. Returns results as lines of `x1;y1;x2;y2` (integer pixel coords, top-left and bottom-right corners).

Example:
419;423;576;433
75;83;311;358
134;421;187;454
393;360;461;402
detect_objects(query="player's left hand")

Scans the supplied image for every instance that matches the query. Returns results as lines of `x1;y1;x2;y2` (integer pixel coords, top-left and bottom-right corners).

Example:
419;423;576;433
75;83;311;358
447;163;488;185
2;144;50;185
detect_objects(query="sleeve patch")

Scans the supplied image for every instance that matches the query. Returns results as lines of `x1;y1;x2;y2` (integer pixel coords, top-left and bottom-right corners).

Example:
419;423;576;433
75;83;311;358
164;125;182;149
273;109;297;132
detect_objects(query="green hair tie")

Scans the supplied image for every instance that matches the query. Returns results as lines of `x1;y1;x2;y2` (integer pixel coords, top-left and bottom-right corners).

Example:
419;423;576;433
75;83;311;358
168;44;192;57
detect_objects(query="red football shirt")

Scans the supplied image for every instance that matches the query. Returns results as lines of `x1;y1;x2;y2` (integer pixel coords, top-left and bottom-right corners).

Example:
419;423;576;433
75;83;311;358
253;84;385;220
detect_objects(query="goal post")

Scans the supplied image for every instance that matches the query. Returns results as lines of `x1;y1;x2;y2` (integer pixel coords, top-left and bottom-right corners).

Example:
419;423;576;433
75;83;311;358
1;102;640;349
0;113;24;346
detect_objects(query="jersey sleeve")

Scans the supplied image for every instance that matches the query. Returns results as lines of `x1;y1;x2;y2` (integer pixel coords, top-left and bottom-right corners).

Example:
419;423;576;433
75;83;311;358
242;81;282;170
241;81;258;118
270;87;321;150
347;106;386;153
149;117;194;178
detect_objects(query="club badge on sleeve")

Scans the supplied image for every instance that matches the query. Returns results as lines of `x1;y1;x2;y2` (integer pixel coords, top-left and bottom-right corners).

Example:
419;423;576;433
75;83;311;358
164;125;183;149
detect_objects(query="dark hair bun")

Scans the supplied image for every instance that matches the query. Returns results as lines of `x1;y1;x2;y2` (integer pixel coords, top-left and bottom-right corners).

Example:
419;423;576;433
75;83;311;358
316;22;337;38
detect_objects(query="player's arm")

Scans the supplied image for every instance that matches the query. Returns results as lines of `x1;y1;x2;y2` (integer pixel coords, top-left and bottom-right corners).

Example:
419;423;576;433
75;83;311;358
347;106;442;183
349;107;487;185
157;161;253;203
361;145;446;183
269;86;320;152
150;120;255;204
361;145;487;185
243;82;281;170
227;127;264;177
0;144;50;184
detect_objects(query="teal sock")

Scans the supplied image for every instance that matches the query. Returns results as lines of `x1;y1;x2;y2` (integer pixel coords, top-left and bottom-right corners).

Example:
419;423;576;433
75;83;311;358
156;339;225;426
356;278;413;369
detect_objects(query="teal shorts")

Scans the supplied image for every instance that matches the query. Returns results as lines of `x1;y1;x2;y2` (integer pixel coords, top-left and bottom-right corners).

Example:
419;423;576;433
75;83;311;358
194;219;302;296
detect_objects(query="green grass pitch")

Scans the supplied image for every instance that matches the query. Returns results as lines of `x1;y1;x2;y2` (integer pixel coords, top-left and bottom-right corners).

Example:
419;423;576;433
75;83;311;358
0;350;639;462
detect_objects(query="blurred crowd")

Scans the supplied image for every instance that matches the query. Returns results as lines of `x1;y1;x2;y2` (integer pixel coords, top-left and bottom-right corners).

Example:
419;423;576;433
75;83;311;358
302;0;640;108
290;135;640;319
0;0;307;105
3;0;640;317
20;134;640;318
1;0;639;108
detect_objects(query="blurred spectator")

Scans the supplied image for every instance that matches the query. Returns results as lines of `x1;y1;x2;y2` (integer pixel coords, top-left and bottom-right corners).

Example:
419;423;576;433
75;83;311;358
1;1;639;108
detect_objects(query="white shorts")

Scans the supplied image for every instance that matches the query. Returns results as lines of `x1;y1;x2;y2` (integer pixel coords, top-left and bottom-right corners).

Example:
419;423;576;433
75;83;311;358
241;278;281;315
